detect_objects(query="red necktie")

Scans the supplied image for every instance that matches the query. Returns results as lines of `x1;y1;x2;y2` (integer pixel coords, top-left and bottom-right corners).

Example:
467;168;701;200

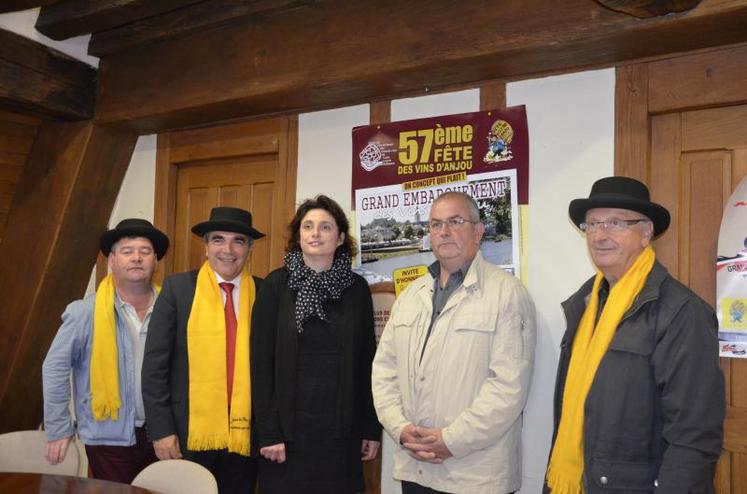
219;282;237;406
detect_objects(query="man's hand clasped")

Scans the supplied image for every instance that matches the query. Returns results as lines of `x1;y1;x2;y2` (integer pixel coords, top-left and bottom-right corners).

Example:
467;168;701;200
400;424;453;464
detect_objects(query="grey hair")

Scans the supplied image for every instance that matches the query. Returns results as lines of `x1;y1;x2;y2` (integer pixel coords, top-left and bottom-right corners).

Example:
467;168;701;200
202;232;254;247
431;191;481;223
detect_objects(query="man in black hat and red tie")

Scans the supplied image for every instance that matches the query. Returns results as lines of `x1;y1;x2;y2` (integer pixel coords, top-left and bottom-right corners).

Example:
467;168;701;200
142;206;264;494
43;218;169;483
544;177;724;494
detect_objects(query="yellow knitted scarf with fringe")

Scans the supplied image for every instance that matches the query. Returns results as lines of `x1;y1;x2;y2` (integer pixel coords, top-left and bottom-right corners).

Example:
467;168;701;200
90;274;160;421
186;261;254;456
546;245;655;494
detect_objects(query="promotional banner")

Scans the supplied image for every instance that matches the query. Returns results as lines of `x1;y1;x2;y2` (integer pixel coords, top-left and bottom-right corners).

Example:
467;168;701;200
351;107;529;291
717;176;747;358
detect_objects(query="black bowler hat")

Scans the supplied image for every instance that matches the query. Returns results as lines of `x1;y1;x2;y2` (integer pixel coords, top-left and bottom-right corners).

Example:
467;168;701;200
569;176;671;237
100;219;170;259
191;207;266;239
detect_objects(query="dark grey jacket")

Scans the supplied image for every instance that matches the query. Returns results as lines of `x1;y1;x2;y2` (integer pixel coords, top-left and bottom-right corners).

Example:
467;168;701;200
546;261;724;493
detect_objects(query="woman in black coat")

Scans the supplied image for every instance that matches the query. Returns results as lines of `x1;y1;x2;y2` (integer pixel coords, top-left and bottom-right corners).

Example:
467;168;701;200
251;195;381;494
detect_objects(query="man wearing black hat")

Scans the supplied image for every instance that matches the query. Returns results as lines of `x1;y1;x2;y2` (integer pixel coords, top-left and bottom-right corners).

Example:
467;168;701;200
544;177;724;494
42;219;169;483
142;206;264;494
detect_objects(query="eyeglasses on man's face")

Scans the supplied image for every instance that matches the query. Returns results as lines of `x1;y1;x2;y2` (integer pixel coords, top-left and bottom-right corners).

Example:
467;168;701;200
429;216;478;231
579;218;649;234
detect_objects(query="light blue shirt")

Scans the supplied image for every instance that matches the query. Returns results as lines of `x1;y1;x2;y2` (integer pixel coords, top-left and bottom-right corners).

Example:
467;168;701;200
42;292;155;445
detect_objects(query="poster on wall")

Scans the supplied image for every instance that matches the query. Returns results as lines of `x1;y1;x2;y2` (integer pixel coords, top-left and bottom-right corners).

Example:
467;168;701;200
351;107;529;293
717;176;747;358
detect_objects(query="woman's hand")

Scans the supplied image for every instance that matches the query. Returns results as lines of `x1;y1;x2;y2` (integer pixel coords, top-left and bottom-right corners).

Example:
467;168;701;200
361;439;380;460
260;442;287;463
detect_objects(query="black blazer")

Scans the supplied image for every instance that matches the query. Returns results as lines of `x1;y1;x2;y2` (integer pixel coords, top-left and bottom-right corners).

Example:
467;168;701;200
142;269;263;453
250;267;382;448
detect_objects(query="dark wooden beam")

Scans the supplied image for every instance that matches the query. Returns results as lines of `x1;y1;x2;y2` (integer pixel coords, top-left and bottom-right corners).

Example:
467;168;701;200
0;0;60;15
89;0;319;57
36;0;204;41
0;121;137;432
595;0;702;18
94;0;747;134
0;29;95;120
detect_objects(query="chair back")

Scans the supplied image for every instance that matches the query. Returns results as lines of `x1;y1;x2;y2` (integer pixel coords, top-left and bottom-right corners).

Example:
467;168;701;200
132;459;218;494
0;430;80;476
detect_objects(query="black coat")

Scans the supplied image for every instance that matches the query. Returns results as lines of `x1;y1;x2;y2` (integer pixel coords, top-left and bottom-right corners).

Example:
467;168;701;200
250;267;382;448
546;261;724;494
142;269;263;453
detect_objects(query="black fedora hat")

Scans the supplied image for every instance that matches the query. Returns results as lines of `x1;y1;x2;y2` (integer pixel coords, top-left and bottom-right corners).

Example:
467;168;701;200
569;176;670;237
191;206;266;239
100;218;170;259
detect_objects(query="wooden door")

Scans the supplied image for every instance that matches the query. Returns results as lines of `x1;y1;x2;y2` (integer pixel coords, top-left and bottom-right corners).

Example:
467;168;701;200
154;116;297;279
617;45;747;493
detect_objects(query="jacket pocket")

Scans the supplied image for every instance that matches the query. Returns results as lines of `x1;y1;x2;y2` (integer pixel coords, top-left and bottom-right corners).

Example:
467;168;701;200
587;458;657;491
453;312;495;333
391;309;421;329
607;323;654;357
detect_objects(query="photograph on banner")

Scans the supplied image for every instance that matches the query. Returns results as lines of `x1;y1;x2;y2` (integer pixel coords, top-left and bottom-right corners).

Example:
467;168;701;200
353;168;519;288
717;176;747;358
350;107;529;292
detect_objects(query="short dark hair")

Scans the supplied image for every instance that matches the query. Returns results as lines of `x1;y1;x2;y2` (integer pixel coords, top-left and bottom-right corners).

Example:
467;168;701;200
286;195;357;256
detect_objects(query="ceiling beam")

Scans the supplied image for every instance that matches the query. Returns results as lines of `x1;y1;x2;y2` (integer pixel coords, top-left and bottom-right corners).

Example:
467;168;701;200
0;29;95;120
0;0;59;14
0;121;137;432
89;0;319;57
94;0;747;134
35;0;205;41
594;0;703;18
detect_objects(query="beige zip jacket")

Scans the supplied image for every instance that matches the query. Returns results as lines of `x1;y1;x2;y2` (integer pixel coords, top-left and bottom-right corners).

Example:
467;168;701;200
372;251;536;493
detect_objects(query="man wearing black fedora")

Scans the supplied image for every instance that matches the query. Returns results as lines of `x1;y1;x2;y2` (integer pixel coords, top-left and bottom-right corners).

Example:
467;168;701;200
142;206;264;494
544;177;724;494
42;218;169;483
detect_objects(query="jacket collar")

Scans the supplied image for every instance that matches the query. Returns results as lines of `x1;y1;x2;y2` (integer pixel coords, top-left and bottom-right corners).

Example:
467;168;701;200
416;251;485;307
561;259;669;343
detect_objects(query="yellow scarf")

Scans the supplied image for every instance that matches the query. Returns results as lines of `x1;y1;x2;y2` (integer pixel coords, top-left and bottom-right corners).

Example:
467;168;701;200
186;261;254;456
90;274;160;421
546;246;655;493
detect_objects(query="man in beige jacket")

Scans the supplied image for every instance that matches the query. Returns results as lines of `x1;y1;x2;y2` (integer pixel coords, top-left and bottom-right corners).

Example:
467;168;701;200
372;191;536;494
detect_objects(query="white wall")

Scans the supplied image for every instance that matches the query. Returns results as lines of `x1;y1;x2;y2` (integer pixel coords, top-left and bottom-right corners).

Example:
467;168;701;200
109;135;158;226
509;69;615;493
297;105;370;210
0;8;99;67
84;135;158;296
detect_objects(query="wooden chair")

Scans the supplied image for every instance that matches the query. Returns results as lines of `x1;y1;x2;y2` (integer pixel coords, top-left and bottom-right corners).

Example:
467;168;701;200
0;430;80;476
132;459;218;494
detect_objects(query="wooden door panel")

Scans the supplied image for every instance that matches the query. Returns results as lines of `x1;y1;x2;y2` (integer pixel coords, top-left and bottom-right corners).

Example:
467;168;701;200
681;105;747;151
677;150;731;305
649;113;681;275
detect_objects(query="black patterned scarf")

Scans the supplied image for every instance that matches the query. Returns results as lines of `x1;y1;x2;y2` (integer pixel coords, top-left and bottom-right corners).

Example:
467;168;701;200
284;249;355;332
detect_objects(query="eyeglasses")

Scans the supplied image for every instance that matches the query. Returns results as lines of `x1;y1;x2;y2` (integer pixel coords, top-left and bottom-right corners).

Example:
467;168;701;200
429;216;477;231
579;218;649;233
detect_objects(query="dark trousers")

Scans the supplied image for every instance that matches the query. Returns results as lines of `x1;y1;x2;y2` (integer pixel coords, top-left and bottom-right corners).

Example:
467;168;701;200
402;481;453;494
402;480;515;494
84;426;158;484
185;448;257;494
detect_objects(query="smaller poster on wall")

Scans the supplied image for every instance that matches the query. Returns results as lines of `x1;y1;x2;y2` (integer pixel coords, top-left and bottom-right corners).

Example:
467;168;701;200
717;176;747;358
351;107;528;289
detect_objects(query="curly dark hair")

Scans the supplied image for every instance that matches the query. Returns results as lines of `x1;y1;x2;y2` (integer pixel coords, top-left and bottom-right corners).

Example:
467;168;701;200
286;195;358;256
